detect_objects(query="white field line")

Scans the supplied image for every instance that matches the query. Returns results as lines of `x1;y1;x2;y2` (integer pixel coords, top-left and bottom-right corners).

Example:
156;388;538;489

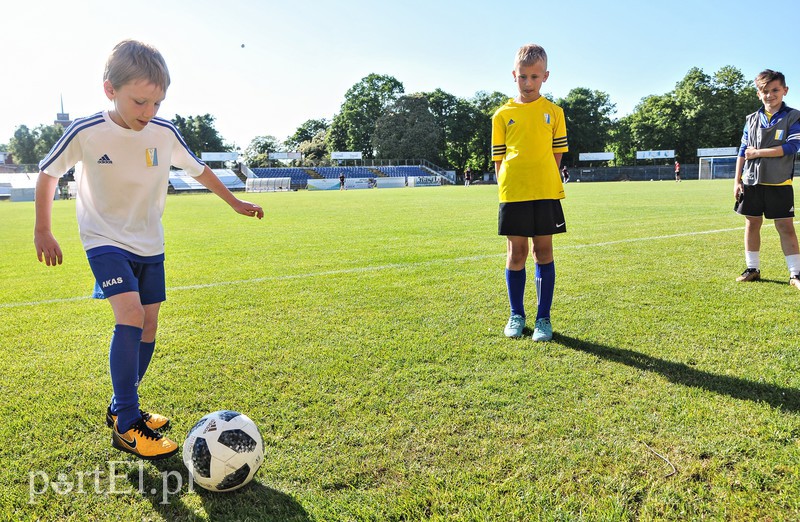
0;223;773;309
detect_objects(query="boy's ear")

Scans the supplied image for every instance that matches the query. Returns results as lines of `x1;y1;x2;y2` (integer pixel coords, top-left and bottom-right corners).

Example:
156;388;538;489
512;70;518;82
103;80;116;100
543;70;550;83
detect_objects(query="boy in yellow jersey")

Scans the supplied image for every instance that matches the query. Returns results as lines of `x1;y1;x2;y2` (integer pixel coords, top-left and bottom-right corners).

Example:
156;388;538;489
733;69;800;288
492;44;568;341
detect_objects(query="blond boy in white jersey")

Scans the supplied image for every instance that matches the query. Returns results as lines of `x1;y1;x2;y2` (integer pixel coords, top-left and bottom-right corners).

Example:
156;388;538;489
34;40;264;460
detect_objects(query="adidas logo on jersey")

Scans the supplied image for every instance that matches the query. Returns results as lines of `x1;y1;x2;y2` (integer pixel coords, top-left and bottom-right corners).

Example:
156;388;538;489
98;154;113;164
508;119;516;126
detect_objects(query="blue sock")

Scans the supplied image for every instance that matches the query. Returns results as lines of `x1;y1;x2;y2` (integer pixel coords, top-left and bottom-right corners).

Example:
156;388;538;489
535;262;556;320
506;268;526;317
109;324;143;433
138;340;156;385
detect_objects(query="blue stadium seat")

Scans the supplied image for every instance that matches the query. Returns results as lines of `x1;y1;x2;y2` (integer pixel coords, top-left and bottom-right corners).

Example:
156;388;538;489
377;166;428;177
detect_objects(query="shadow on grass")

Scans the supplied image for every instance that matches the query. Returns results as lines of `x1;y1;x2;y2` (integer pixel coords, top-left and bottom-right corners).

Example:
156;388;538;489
554;333;800;414
753;277;792;286
127;458;312;522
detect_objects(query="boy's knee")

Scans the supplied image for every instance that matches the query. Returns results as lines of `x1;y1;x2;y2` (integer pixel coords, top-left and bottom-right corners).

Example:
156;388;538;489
532;244;554;264
115;302;146;328
507;252;527;266
775;219;797;235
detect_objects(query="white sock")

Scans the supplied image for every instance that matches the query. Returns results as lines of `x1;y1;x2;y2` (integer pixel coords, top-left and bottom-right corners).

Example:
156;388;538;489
786;254;800;276
745;251;760;270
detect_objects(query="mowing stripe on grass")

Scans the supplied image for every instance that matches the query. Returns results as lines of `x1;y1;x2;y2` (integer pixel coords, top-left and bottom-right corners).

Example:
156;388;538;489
2;223;780;309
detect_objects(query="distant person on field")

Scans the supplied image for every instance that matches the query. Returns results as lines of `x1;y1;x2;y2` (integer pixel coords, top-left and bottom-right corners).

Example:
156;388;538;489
733;69;800;288
465;167;472;187
561;165;569;183
34;40;264;461
674;160;681;182
339;172;345;190
492;43;568;342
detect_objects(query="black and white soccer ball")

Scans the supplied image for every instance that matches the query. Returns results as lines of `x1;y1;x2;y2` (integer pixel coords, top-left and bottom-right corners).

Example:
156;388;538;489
183;410;264;492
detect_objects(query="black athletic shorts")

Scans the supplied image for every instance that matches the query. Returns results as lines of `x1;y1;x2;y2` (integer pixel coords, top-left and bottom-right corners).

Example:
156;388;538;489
734;184;795;219
498;199;566;237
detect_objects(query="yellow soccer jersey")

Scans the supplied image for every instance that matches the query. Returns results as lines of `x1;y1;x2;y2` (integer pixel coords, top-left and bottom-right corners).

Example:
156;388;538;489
492;97;568;202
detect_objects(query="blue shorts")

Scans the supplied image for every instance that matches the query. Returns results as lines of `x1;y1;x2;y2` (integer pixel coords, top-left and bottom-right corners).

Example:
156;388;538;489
88;252;166;305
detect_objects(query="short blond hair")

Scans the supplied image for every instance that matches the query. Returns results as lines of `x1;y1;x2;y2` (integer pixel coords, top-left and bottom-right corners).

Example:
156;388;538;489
515;44;548;69
104;40;170;91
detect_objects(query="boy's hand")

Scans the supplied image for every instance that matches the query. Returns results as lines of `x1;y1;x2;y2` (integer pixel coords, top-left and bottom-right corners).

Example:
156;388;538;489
733;180;744;202
744;147;760;160
34;231;63;266
233;200;264;220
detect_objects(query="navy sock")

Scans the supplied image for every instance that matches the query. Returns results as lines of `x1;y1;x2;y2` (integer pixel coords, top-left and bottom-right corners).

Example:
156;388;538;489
535;262;556;320
138;340;156;385
109;324;143;433
506;268;526;317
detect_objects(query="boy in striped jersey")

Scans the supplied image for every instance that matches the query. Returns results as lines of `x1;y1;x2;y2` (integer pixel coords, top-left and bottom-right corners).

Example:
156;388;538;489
733;69;800;289
34;40;264;460
492;44;568;341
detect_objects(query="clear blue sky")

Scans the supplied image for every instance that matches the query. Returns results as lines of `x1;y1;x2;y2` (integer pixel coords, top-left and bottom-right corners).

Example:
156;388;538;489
2;0;796;151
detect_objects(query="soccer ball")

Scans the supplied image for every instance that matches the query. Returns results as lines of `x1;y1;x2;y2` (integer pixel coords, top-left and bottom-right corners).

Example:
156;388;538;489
183;410;264;492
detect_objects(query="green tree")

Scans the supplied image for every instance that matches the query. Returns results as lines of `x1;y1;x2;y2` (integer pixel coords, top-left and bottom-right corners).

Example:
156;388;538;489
327;74;404;158
286;119;328;149
705;66;757;150
242;135;282;167
297;130;330;166
608;116;636;166
34;125;65;162
8;125;38;165
618;66;755;165
555;88;615;167
470;91;509;173
425;89;484;172
671;67;715;162
627;93;681;161
373;94;441;161
172;114;229;156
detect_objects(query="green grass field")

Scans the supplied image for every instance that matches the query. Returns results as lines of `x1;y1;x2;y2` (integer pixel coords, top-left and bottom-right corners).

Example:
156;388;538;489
2;180;799;521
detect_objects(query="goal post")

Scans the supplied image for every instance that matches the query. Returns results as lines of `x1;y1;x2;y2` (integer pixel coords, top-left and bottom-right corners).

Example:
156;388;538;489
697;147;739;180
698;156;738;180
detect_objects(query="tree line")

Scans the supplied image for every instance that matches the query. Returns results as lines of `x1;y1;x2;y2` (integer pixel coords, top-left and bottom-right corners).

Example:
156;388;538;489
2;65;758;173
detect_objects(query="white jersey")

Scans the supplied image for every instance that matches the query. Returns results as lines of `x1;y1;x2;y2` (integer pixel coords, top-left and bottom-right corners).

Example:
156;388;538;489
39;111;205;257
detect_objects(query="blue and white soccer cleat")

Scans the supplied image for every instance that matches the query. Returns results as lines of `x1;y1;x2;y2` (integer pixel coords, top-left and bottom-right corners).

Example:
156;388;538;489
532;318;553;342
504;314;526;338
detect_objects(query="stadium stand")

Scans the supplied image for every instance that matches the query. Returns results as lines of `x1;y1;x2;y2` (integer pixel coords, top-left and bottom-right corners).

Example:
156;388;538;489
314;166;377;179
214;169;247;190
168;169;245;193
250;164;445;188
377;165;430;178
252;168;310;188
0;173;38;201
